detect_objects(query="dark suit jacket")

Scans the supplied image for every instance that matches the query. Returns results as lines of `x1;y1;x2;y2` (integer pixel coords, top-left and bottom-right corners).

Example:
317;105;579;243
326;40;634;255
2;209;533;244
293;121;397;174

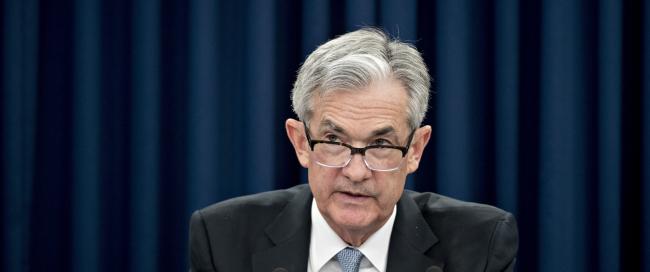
189;184;518;272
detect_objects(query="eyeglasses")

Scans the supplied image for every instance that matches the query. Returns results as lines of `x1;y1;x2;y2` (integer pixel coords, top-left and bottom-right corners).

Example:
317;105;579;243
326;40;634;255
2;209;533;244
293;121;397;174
303;123;416;172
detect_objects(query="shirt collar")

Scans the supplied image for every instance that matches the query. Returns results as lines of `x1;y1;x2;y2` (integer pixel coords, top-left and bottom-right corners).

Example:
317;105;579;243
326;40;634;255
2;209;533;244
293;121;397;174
309;198;397;272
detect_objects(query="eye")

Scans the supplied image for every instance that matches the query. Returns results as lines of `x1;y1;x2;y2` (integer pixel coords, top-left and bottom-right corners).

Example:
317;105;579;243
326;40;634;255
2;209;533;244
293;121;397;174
324;134;341;142
371;138;392;146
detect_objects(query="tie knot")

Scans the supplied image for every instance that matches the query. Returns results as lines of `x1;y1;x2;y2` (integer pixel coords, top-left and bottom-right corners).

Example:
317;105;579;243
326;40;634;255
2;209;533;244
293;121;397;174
336;247;364;272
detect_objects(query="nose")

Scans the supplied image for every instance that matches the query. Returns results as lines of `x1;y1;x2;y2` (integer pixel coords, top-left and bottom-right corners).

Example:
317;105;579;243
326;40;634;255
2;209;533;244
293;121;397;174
341;153;372;182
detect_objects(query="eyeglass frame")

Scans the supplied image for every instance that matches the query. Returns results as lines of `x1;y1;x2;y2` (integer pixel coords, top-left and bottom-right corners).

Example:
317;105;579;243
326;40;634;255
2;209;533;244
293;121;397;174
303;122;417;172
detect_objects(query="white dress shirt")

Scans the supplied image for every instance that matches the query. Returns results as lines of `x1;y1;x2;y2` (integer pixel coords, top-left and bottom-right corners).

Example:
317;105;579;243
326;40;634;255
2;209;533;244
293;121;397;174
308;198;397;272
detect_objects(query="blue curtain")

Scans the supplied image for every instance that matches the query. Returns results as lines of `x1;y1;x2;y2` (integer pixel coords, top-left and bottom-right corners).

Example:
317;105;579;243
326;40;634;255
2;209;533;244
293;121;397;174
2;0;649;271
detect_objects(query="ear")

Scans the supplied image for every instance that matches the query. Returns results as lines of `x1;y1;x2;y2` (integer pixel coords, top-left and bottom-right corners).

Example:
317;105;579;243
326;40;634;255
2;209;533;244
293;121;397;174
285;118;310;168
406;125;432;174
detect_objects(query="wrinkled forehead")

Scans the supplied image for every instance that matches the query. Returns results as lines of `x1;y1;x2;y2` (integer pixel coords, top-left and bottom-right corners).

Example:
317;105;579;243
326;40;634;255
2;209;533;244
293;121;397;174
308;82;411;137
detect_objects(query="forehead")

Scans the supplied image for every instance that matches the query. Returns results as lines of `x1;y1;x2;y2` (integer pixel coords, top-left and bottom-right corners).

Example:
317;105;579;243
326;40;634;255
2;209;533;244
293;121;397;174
310;79;410;135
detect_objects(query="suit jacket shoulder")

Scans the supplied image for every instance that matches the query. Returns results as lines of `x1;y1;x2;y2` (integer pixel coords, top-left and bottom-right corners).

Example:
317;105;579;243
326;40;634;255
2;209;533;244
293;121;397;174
189;185;518;272
396;190;519;271
189;184;312;272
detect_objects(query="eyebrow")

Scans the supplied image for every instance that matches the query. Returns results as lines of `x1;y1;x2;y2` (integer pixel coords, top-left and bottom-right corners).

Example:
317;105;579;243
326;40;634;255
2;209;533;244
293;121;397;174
370;126;396;137
318;119;346;135
318;119;397;138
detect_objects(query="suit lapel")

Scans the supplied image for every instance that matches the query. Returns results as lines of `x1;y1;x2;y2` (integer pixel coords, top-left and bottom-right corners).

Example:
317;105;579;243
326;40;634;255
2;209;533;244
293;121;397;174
252;185;312;272
386;191;443;272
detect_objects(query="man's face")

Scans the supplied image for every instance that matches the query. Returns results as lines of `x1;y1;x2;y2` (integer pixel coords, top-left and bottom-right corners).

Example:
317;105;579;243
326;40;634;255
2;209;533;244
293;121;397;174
292;79;426;237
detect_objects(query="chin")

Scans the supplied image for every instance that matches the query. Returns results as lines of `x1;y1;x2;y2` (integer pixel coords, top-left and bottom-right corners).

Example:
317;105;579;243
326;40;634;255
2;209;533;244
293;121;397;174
331;209;377;231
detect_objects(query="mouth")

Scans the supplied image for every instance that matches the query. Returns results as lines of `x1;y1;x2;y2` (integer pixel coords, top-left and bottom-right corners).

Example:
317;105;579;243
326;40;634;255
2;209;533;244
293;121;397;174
337;191;372;202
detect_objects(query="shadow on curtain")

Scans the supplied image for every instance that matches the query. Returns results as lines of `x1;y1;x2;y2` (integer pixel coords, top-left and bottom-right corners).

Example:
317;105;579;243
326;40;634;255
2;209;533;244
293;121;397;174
2;0;648;271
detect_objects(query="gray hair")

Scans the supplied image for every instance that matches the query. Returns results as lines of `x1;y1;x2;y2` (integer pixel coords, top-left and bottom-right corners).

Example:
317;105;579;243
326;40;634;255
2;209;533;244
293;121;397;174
291;28;430;130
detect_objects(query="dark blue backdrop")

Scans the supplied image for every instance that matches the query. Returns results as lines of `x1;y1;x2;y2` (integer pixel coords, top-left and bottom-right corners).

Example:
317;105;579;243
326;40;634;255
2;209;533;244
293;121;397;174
2;0;649;271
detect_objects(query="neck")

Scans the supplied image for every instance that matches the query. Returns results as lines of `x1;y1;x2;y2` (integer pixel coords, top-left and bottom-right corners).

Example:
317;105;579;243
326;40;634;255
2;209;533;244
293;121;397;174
337;230;374;247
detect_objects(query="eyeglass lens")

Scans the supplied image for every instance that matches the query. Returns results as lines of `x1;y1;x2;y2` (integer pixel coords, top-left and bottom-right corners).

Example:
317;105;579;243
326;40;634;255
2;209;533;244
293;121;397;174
312;144;403;170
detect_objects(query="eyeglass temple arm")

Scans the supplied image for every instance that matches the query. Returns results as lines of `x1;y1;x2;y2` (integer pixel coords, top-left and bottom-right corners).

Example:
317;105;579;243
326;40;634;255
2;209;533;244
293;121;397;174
302;122;316;150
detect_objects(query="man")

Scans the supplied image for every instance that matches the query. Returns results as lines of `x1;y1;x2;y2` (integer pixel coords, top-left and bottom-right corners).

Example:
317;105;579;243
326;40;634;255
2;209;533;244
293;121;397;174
189;28;518;272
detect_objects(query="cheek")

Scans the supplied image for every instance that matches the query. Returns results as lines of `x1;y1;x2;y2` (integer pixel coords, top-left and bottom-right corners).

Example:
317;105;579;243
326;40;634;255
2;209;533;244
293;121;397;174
374;173;406;207
308;167;338;199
